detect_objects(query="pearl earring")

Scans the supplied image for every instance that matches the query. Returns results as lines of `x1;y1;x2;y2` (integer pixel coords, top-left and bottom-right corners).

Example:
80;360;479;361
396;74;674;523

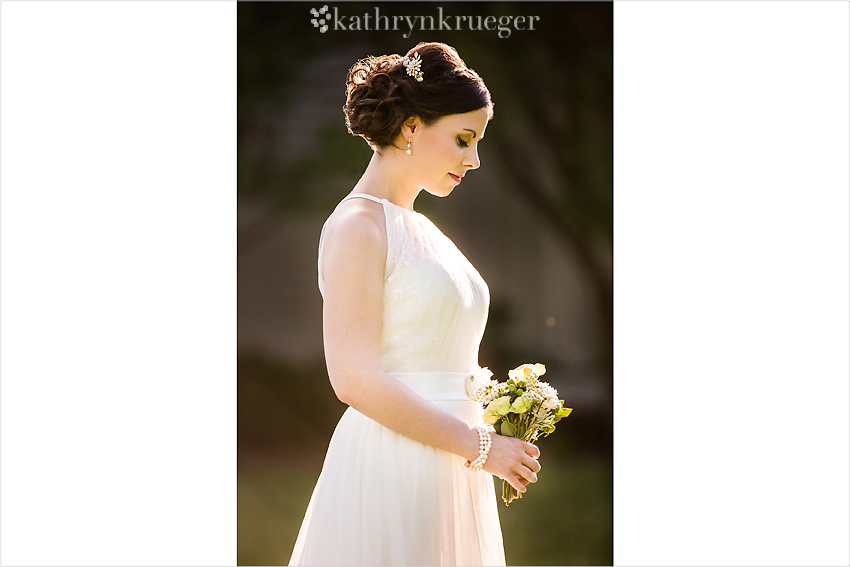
406;138;411;155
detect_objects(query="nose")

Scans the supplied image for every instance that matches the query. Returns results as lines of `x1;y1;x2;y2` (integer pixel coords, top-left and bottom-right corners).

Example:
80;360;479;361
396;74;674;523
463;145;481;170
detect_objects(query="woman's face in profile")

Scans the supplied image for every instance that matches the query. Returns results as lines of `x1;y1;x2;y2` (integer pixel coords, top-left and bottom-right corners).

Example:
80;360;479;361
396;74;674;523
409;107;490;198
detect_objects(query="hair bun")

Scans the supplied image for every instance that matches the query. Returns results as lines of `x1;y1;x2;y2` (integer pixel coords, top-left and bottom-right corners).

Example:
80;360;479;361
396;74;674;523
343;43;492;150
344;54;408;148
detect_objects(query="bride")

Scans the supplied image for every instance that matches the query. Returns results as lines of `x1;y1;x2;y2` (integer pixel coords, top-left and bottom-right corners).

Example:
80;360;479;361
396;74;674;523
288;42;541;566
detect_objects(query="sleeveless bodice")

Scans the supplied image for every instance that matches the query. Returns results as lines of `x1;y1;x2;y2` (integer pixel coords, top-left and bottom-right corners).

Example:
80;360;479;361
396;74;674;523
318;194;490;374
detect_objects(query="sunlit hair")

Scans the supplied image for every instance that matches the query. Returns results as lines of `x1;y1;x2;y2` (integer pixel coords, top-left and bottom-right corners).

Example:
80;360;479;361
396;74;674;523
343;42;493;150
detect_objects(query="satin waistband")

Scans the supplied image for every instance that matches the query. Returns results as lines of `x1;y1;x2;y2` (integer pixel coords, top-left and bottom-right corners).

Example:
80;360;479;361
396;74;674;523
389;369;492;401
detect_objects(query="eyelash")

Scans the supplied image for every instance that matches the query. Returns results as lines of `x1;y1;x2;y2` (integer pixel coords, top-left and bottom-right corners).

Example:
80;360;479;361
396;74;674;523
457;137;469;148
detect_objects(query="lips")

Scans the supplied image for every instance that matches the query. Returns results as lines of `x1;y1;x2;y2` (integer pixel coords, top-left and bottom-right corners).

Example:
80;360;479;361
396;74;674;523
448;173;462;184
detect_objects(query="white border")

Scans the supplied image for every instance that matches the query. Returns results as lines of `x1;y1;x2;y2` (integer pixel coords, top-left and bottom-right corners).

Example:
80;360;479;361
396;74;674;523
614;2;849;566
1;2;237;565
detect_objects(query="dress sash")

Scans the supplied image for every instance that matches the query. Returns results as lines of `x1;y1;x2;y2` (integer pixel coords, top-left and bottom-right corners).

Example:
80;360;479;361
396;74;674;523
389;367;492;401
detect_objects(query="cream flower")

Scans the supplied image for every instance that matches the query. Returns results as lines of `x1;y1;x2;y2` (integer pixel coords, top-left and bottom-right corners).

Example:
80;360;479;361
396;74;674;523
510;395;532;414
486;396;512;417
508;363;547;381
482;407;500;425
507;365;527;381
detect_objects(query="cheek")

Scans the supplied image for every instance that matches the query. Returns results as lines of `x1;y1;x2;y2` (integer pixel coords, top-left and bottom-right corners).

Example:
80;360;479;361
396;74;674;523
417;137;461;174
435;140;461;164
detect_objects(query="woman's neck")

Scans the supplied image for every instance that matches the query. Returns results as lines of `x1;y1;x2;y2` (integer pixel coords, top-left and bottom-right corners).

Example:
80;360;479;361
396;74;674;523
350;151;420;212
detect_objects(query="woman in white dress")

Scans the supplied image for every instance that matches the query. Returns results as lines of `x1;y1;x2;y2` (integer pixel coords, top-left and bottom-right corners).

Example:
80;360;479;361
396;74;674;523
288;42;541;567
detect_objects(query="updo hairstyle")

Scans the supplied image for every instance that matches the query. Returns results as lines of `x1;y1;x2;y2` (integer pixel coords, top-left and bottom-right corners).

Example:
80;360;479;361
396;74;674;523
344;42;493;150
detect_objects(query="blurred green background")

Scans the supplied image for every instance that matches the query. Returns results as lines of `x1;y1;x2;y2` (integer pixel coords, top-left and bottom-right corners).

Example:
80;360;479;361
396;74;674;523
238;2;612;565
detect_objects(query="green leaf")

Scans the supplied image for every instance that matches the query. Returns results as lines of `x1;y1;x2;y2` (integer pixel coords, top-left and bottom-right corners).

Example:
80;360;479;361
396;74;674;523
501;421;516;437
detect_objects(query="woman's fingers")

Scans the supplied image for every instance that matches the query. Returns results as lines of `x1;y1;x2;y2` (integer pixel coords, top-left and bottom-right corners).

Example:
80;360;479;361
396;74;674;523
514;464;538;485
515;441;541;475
524;454;541;474
505;471;527;493
521;442;541;480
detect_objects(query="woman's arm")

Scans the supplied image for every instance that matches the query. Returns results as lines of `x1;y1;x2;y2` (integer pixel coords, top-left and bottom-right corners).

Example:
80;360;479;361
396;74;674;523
320;199;539;493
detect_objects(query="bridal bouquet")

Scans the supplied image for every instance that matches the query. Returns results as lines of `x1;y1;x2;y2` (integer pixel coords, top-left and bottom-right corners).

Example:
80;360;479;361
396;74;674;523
470;363;572;505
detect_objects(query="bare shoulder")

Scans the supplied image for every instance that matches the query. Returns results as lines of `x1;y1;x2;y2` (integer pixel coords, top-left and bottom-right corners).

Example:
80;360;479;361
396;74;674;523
322;197;387;258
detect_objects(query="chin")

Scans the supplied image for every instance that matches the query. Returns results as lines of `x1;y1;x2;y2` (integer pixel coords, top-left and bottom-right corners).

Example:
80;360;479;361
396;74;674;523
423;186;456;198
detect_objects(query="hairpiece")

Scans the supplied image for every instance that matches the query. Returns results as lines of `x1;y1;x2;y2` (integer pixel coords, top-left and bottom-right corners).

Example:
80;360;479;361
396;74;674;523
402;52;424;82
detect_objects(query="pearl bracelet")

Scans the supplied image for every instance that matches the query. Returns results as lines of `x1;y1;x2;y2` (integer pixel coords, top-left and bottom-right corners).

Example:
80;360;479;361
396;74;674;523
464;426;492;472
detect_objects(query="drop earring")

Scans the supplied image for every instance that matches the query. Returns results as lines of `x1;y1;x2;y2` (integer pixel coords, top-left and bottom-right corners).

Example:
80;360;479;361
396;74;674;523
406;138;411;155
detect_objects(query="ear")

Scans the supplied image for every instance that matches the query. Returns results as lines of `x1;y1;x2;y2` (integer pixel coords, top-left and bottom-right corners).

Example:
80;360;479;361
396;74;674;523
401;116;420;137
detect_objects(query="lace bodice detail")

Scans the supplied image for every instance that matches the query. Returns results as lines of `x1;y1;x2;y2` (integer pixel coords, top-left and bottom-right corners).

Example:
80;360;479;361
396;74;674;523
318;194;490;374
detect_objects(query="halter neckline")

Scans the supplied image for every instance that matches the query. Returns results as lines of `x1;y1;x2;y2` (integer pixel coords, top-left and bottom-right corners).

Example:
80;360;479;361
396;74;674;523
343;193;419;215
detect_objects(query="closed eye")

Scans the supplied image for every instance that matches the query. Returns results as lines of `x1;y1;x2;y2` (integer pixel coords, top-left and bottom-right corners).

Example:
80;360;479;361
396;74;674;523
457;137;469;148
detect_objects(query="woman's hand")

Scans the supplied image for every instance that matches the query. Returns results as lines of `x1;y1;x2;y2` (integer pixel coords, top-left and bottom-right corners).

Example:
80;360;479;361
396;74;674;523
482;433;541;494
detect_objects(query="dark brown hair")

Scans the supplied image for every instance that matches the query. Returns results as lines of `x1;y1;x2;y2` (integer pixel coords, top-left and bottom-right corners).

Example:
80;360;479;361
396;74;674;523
344;42;493;150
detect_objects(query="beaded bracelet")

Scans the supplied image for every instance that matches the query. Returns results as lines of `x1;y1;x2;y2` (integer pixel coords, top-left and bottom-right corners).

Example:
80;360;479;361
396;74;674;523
464;426;492;471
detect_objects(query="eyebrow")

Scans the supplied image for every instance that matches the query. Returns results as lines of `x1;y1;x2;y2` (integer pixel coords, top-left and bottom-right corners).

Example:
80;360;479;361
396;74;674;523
462;128;484;140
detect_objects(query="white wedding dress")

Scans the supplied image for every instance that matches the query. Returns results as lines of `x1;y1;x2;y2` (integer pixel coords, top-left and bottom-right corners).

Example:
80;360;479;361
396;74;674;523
288;193;506;566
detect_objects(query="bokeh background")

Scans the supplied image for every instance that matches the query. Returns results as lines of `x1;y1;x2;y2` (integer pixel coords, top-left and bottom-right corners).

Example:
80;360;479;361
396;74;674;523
237;2;612;565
